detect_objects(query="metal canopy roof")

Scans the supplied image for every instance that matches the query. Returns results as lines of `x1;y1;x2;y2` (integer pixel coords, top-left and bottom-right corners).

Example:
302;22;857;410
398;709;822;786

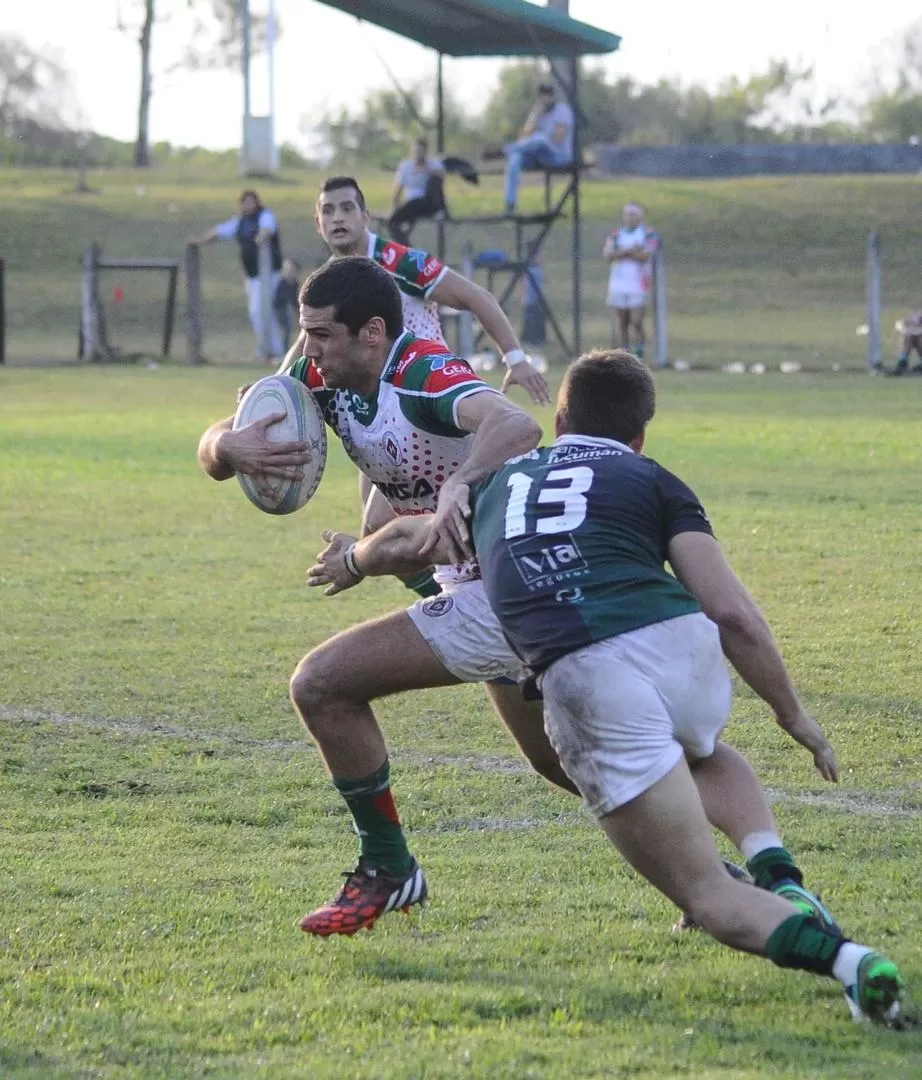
315;0;620;57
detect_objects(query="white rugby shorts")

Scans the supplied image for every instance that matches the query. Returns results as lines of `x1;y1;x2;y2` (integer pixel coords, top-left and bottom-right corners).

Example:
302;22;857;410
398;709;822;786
606;290;648;311
540;612;732;818
406;579;526;683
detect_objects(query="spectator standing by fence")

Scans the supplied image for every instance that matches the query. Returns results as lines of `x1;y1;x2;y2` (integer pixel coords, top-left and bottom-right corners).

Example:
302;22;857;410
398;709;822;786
190;189;284;364
604;202;659;362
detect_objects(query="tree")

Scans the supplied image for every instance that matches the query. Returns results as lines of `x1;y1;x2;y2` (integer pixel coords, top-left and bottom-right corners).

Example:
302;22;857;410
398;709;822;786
119;0;273;168
0;35;74;136
863;18;922;141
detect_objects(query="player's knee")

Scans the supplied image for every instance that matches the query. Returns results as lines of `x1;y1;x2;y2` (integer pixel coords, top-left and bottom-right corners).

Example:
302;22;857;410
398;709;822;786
290;649;348;727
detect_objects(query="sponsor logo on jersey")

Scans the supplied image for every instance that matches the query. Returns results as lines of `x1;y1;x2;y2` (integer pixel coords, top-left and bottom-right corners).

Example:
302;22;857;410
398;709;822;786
405;249;428;273
554;587;585;604
421;595;453;617
381;244;399;266
440;363;475;378
349;392;372;417
396;350;419;375
428;355;447;371
548;444;622;465
509;533;588;588
377;477;436;502
422;256;441;278
382;431;402;465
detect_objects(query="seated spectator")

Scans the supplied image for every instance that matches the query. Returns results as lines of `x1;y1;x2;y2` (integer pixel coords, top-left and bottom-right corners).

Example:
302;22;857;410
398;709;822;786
498;82;574;215
273;257;302;352
890;309;922;375
604;202;659;362
388;137;447;245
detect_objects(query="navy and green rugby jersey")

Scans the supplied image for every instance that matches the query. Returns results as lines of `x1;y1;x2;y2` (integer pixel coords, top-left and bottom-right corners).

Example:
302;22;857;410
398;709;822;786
470;435;713;672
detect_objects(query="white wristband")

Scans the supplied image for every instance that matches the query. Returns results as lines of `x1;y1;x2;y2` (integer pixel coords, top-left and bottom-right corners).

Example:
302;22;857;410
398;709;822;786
502;348;527;368
343;544;365;581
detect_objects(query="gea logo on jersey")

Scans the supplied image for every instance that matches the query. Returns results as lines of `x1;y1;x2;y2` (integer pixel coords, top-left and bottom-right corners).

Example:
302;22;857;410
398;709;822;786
377;477;436;502
440;364;474;379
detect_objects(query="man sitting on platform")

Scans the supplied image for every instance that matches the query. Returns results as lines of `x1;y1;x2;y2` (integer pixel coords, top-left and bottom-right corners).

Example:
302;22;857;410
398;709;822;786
497;82;574;215
388;137;448;245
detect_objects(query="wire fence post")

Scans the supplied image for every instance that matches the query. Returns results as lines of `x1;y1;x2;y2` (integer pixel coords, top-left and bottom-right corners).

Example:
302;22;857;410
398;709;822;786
866;231;882;372
653;241;669;369
185;243;204;365
80;242;102;361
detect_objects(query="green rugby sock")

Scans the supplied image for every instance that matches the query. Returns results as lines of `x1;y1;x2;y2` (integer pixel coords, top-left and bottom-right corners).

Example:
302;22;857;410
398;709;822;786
746;846;802;889
402;570;441;598
765;913;844;976
333;760;414;876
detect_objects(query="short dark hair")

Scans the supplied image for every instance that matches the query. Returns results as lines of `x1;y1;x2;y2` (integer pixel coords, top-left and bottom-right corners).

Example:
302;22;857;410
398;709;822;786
298;256;403;339
319;175;366;211
239;188;262;208
557;349;655;443
538;82;555;94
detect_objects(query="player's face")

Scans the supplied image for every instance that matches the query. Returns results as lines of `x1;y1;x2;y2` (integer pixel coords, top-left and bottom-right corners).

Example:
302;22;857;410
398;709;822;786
622;205;642;228
315;187;369;255
299;304;382;392
240;194;259;216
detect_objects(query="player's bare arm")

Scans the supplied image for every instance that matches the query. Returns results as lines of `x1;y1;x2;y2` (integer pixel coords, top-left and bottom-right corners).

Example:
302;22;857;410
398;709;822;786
197;414;312;483
668;531;838;782
422;391;542;563
431;271;551;406
307;518;444;596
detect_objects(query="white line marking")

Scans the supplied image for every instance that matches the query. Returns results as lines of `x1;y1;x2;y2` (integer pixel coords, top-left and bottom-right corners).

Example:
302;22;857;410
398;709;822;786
4;706;921;820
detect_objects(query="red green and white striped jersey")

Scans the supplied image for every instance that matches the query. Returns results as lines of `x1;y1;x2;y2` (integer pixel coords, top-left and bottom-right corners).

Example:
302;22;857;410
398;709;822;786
365;233;448;342
289;332;500;581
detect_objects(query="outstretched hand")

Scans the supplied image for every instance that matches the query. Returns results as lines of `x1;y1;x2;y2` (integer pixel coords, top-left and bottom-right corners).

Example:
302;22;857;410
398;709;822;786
778;706;839;783
501;357;551;406
306;530;361;596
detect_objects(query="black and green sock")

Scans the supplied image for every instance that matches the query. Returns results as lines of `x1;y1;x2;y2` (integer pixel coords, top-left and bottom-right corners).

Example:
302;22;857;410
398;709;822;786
402;570;441;598
765;913;845;976
747;846;802;890
333;759;414;876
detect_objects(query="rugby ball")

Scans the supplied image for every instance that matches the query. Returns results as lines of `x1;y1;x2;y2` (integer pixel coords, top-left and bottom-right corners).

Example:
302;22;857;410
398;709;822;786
232;374;327;515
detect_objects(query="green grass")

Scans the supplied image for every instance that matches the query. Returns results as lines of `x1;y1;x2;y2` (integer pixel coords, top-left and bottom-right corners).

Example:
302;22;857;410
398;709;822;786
1;366;921;1078
1;163;920;369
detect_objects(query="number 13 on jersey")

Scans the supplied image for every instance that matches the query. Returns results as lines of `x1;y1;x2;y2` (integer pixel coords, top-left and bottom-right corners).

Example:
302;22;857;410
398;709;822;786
504;466;594;538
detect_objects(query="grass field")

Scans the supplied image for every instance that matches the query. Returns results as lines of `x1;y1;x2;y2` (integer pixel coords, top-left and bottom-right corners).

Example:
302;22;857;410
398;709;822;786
2;363;921;1079
1;163;920;369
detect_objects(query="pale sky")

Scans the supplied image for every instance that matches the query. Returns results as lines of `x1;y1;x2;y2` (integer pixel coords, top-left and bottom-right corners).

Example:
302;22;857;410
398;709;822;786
10;1;921;151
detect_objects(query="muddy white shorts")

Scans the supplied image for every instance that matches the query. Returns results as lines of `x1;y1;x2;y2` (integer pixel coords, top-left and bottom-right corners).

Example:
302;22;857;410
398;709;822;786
406;579;527;683
540;612;732;818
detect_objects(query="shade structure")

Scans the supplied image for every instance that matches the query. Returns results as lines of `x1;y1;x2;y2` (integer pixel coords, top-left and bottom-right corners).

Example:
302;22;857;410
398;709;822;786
315;0;620;58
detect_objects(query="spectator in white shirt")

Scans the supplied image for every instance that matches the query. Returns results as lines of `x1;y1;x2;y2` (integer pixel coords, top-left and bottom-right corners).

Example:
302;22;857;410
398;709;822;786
190;189;284;363
604;202;659;361
501;83;574;214
388;137;447;245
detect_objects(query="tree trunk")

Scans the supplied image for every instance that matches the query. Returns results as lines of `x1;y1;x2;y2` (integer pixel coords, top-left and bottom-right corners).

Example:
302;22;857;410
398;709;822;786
134;0;155;167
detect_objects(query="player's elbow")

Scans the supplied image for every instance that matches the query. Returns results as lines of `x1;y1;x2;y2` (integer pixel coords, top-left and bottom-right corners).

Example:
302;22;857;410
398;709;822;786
509;411;543;453
197;429;234;482
705;595;762;641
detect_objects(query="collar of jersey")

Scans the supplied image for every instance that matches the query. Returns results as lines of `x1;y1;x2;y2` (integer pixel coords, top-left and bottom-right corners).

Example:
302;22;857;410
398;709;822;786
555;434;635;454
381;329;413;381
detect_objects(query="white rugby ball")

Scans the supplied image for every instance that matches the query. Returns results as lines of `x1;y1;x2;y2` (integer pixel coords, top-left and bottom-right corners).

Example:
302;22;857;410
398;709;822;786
232;374;327;515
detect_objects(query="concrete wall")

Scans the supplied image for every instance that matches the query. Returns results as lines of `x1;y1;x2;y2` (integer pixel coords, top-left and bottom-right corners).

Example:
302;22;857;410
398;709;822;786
594;143;922;178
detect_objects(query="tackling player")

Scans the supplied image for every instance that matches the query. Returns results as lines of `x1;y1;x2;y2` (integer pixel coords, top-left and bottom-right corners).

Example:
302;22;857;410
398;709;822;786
307;349;906;1027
